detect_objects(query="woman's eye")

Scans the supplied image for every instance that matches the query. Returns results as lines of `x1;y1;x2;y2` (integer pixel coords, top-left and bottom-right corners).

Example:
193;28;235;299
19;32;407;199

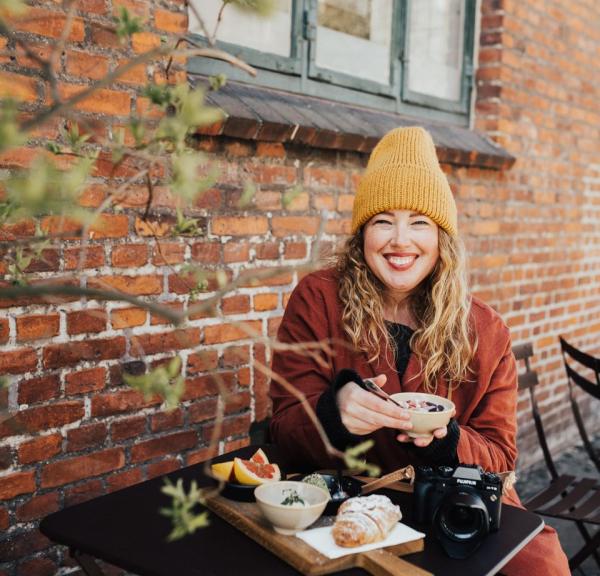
411;219;430;226
373;219;393;226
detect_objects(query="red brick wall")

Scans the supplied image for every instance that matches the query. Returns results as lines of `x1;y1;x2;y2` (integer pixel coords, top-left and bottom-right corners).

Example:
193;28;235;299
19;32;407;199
475;0;600;458
0;0;599;573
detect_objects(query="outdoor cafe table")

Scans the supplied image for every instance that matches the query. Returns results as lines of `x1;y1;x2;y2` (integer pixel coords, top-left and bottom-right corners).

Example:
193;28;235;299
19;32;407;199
40;444;544;576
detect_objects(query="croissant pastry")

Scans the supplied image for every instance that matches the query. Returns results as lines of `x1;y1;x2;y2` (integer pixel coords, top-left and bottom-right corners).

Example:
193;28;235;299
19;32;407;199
332;494;401;547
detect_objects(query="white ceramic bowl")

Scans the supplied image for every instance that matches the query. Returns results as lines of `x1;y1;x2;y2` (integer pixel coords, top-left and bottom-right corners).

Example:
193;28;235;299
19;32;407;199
254;480;329;535
390;392;455;438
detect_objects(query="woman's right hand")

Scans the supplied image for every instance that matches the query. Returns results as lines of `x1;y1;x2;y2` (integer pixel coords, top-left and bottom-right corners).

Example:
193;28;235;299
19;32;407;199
335;374;413;435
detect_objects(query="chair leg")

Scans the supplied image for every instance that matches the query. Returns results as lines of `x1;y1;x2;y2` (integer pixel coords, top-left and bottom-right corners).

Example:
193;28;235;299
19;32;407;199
70;548;106;576
576;522;600;569
570;398;600;475
570;523;600;571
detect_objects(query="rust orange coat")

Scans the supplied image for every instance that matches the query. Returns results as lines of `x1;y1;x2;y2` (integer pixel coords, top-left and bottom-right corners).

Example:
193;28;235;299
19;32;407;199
270;268;569;576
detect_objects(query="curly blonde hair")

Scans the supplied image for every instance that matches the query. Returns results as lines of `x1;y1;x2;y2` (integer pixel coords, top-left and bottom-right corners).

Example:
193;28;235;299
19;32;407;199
337;228;476;393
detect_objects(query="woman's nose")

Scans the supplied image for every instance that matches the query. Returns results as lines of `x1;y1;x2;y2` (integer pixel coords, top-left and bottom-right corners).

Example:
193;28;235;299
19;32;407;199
390;223;411;247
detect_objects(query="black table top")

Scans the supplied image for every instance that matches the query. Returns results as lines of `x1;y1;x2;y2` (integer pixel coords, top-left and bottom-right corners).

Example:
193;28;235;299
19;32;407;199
40;445;543;576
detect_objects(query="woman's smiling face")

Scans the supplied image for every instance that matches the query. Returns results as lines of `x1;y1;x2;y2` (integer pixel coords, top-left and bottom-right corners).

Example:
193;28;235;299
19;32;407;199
363;209;440;301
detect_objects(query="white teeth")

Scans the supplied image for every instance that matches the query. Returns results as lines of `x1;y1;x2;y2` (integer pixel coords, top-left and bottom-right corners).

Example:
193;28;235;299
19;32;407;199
387;256;414;266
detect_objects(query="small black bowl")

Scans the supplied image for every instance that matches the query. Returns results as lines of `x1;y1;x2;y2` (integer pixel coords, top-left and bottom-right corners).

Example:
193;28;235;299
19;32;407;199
221;480;258;502
299;473;363;515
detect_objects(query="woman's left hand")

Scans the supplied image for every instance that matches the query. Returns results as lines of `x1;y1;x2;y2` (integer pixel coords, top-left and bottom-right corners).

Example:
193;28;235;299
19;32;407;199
396;426;448;448
396;409;457;447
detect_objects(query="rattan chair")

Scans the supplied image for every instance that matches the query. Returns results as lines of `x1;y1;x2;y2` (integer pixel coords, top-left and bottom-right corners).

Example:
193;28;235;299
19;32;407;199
514;343;600;571
559;336;600;474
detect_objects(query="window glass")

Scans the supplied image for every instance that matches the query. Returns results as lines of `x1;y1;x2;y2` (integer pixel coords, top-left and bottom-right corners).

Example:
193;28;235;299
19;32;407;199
315;0;393;84
188;0;293;57
407;0;465;101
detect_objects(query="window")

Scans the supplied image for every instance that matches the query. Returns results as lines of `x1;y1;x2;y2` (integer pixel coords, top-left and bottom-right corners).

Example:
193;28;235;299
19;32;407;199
187;0;477;125
312;0;395;88
192;1;294;58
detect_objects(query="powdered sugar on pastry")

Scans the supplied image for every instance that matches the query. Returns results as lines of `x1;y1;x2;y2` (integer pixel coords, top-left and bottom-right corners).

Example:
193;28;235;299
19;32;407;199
332;495;401;548
338;494;398;515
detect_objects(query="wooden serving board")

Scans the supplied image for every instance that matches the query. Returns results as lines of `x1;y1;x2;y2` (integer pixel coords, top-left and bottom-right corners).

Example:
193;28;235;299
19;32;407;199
205;494;431;576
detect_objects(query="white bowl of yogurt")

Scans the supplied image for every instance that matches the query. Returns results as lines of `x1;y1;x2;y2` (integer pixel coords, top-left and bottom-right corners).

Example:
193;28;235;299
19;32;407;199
254;480;329;535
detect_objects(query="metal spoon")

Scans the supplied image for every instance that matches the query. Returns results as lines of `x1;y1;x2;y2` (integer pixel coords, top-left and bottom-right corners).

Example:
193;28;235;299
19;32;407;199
331;465;349;501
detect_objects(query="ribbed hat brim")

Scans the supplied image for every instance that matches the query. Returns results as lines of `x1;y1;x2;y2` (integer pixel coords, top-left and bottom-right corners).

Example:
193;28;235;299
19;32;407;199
352;165;457;235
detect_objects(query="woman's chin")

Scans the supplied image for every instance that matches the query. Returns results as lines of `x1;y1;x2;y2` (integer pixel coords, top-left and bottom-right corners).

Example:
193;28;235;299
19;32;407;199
385;282;417;297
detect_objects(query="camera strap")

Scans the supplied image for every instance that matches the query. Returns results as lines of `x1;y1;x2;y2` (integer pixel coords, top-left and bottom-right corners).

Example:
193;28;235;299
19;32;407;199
359;465;415;495
498;470;517;495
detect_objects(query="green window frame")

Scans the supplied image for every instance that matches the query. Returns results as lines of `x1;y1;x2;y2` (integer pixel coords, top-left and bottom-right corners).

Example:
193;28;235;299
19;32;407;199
187;0;478;126
400;0;477;115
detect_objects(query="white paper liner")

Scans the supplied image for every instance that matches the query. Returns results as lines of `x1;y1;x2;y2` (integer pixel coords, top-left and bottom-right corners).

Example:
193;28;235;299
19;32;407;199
295;522;425;559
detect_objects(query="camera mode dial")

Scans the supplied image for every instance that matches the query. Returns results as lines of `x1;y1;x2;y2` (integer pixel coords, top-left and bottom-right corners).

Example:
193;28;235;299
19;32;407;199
438;466;454;478
482;472;500;484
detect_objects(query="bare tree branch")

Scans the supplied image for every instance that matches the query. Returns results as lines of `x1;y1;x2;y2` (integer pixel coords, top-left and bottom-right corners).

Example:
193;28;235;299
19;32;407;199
185;263;317;320
0;284;182;323
47;0;78;102
17;42;254;134
167;40;257;79
0;20;47;70
212;1;228;45
143;171;154;220
186;0;212;42
254;359;344;461
20;44;171;131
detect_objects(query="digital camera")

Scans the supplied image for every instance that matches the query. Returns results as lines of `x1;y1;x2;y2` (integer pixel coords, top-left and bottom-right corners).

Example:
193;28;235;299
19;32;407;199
413;464;503;559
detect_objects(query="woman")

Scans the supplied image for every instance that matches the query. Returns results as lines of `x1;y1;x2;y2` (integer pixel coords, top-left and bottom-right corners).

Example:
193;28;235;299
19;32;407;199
269;127;569;575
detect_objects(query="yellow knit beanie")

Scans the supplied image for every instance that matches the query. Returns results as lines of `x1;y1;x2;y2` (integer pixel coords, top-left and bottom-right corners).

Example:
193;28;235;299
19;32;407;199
352;126;457;236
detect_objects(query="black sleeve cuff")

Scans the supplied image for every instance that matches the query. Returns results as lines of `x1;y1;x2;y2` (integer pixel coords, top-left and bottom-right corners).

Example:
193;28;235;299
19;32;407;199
413;418;460;467
315;369;364;451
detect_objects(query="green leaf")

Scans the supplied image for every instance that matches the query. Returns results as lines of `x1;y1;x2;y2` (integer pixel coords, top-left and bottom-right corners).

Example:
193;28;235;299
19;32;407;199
60;122;91;153
166;356;182;378
122;358;186;410
46;142;62;155
154;84;224;149
344;440;380;477
215;270;228;289
114;6;143;41
160;478;210;541
177;264;212;300
176;84;224;130
0;202;14;226
127;116;146;147
172;208;203;237
0;100;26;152
4;155;95;223
238;181;255;209
282;185;303;209
5;239;51;285
209;74;227;91
142;84;173;107
0;0;27;17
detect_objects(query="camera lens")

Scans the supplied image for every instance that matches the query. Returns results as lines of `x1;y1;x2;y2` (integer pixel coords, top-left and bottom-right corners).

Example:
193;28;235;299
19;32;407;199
433;492;491;559
441;504;485;540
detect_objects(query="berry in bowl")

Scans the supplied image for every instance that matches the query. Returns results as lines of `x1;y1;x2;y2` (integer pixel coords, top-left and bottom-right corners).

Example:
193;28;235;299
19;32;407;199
389;392;455;438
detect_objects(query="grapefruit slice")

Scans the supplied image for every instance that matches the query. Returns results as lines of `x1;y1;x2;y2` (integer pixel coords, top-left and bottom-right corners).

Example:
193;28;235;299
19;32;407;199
233;457;281;486
250;448;269;464
211;460;234;481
